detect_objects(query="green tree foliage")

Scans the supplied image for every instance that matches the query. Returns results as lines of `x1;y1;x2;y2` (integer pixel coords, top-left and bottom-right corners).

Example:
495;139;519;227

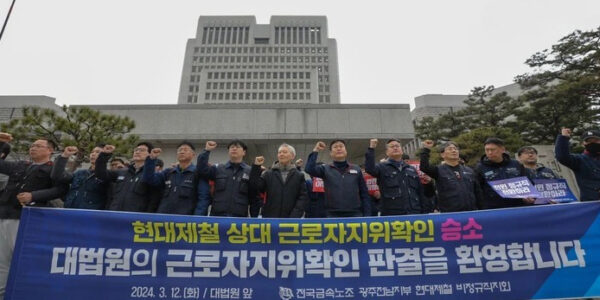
1;106;139;167
515;26;600;143
453;127;524;167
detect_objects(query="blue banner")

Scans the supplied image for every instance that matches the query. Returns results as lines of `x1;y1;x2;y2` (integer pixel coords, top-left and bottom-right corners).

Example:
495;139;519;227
6;202;600;300
533;179;578;204
487;176;541;198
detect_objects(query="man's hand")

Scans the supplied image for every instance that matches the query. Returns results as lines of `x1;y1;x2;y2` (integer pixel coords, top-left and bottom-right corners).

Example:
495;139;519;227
523;197;536;205
205;141;217;151
313;141;326;152
295;159;303;167
102;145;116;154
150;148;162;159
561;128;572;138
61;146;78;158
17;192;33;206
422;140;434;149
373;190;381;200
254;156;265;166
369;139;378;149
0;132;13;143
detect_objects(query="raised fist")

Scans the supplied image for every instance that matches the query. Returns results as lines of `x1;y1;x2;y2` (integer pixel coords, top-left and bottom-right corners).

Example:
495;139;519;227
150;148;162;159
314;141;326;152
103;145;116;154
205;141;217;151
422;140;435;149
369;139;378;149
0;132;13;143
254;156;265;166
561;128;571;138
62;146;78;158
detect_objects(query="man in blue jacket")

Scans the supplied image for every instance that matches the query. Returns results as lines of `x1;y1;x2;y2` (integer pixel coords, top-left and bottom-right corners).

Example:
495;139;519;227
365;139;425;215
555;128;600;201
306;140;370;218
51;144;109;210
142;141;210;215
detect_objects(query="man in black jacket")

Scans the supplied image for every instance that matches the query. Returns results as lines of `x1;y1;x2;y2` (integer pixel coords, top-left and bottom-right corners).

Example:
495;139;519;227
95;142;161;212
250;143;308;218
197;140;260;217
419;140;482;212
0;132;67;299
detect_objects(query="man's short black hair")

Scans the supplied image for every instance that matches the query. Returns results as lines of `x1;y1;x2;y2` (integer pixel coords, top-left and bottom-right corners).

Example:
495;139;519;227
517;146;538;156
439;141;459;153
329;139;346;150
110;158;126;165
386;139;402;145
227;139;247;151
95;143;106;149
136;142;154;152
177;140;196;151
41;138;57;151
484;137;504;147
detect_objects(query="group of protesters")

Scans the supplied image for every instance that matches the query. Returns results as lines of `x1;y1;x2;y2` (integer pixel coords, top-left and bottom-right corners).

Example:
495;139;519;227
1;128;600;297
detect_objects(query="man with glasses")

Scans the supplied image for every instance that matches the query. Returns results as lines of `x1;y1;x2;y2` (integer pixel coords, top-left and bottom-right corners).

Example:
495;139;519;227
142;141;210;215
0;132;67;299
419;140;482;212
197;140;260;217
95;142;161;212
517;146;559;179
364;139;425;216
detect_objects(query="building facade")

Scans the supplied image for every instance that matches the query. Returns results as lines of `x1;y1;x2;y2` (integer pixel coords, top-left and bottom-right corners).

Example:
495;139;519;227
178;16;340;105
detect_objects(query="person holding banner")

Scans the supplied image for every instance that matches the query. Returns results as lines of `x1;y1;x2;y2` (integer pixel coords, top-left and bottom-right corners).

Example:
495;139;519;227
475;137;535;209
555;128;600;201
517;146;559;180
141;141;211;215
419;140;482;212
249;143;308;218
305;140;371;217
196;140;260;217
51;144;109;210
95;143;161;212
0;132;68;299
364;139;425;216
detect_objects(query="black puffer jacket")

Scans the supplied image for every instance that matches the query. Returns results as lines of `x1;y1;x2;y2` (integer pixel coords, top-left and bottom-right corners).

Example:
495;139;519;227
249;163;308;218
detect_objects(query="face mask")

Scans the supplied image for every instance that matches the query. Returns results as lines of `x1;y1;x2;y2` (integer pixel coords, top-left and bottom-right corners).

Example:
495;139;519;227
585;143;600;155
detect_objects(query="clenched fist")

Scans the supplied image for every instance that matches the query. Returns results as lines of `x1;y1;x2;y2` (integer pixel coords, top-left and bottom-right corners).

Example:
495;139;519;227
422;140;434;149
254;156;265;166
369;139;378;149
205;141;217;151
561;128;572;138
61;146;78;158
150;148;162;159
103;145;116;154
313;141;326;152
0;132;13;143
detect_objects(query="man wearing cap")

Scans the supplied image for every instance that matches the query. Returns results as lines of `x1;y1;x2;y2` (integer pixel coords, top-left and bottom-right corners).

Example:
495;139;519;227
419;140;482;212
517;146;559;179
475;137;534;209
555;128;600;201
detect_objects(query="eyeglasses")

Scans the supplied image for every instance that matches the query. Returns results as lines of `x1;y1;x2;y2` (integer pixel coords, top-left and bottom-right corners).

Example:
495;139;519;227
133;147;148;153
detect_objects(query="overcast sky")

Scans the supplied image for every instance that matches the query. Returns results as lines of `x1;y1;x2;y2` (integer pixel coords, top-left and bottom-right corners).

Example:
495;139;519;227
0;0;599;108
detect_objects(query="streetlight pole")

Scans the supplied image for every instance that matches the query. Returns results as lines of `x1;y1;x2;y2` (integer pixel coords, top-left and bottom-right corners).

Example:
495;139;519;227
0;0;17;44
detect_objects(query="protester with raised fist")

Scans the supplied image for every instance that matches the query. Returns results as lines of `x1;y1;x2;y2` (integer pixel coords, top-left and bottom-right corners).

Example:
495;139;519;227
51;144;109;210
95;142;161;212
555;127;600;201
196;140;260;217
305;140;370;218
249;143;308;218
142;141;210;215
419;140;482;212
365;138;426;215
